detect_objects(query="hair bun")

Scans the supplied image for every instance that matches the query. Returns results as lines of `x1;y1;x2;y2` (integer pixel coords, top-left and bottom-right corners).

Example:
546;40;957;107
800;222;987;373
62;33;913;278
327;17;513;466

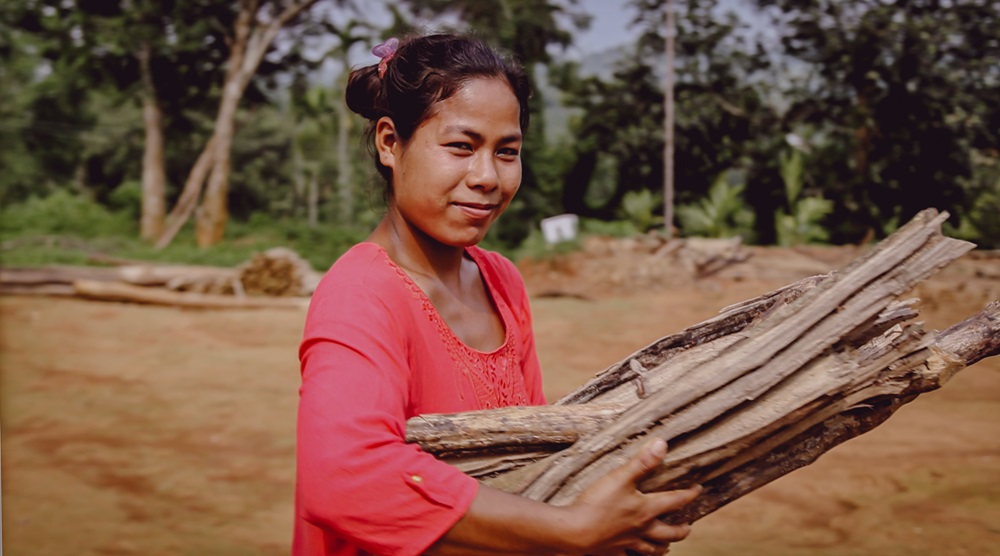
345;65;383;121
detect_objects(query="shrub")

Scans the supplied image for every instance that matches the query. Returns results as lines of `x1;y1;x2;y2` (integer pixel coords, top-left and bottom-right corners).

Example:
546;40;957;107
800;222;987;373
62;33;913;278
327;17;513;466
677;171;755;239
0;190;134;238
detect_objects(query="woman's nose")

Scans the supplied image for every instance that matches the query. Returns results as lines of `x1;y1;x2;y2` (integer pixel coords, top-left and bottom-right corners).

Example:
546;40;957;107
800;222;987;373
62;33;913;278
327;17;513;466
468;152;500;191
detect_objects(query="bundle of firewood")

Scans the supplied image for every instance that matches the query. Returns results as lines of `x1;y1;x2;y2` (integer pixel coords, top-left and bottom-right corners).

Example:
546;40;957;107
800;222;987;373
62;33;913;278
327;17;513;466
406;209;1000;522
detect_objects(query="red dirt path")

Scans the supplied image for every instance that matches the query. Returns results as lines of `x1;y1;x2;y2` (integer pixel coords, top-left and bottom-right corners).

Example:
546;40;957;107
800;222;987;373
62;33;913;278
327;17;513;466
1;246;998;555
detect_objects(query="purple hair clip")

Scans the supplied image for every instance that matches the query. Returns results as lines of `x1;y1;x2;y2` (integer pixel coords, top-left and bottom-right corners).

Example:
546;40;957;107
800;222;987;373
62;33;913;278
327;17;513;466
372;37;399;79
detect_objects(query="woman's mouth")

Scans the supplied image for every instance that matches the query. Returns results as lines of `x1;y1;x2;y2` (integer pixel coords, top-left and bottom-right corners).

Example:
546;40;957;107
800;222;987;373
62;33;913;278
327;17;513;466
453;202;497;221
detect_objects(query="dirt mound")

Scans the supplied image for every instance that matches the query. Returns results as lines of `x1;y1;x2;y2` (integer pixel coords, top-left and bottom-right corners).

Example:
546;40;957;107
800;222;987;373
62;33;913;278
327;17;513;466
518;237;999;314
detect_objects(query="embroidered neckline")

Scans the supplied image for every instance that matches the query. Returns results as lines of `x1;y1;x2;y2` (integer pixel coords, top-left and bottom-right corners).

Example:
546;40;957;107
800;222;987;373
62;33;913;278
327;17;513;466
371;244;513;354
366;243;528;409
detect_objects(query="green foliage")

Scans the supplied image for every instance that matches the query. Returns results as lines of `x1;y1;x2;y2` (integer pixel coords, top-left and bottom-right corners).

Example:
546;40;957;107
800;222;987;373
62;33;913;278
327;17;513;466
0;202;366;271
579;218;641;238
948;151;1000;249
0;190;134;238
774;147;832;246
775;197;833;246
5;0;1000;252
676;171;755;238
108;179;142;219
779;148;804;203
511;226;582;262
754;0;1000;243
619;189;664;233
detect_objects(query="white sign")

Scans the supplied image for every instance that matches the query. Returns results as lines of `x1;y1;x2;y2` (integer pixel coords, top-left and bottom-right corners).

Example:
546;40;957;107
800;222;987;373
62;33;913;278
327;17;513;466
540;214;579;244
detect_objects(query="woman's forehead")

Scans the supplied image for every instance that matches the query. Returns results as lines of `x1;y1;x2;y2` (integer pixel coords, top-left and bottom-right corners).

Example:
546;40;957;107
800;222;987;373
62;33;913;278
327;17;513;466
424;78;521;134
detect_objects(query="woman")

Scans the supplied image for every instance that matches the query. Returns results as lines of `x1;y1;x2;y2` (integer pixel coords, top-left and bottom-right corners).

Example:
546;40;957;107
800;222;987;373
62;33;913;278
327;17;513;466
294;33;699;556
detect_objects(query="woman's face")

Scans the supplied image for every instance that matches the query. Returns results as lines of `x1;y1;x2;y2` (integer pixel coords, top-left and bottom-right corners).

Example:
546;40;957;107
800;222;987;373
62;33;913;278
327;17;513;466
377;77;523;248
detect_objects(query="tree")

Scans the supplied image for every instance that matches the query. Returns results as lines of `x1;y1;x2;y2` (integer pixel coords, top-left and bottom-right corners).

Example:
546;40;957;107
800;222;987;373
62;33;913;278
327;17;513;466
5;0;260;241
159;0;326;248
552;0;774;233
753;0;1000;243
323;18;371;226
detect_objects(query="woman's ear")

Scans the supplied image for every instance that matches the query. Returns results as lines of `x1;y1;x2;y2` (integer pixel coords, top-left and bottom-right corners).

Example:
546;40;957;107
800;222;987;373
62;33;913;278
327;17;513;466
375;117;398;170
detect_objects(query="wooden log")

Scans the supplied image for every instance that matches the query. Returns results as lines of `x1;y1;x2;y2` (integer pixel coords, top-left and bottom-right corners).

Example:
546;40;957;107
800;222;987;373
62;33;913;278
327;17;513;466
403;208;998;521
0;266;121;286
0;283;77;297
0;263;237;290
114;264;238;287
72;279;309;310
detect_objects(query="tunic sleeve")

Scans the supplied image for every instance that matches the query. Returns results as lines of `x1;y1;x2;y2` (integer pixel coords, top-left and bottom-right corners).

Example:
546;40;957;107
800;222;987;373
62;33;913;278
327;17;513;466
295;278;479;555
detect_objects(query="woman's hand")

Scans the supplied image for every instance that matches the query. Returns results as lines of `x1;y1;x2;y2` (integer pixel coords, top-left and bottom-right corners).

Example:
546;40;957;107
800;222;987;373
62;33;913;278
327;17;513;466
562;438;700;556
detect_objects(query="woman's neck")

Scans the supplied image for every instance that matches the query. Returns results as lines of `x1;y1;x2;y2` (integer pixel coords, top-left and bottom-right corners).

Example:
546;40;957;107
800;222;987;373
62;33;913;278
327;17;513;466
368;214;468;286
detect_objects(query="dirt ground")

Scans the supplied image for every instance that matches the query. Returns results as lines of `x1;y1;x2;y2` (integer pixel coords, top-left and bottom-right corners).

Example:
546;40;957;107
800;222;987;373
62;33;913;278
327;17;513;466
2;245;999;556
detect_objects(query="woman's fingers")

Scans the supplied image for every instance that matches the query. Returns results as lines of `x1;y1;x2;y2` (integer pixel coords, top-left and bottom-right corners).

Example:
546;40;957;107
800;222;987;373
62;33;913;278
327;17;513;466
647;484;702;516
623;538;672;556
570;439;702;555
643;518;692;543
619;438;669;485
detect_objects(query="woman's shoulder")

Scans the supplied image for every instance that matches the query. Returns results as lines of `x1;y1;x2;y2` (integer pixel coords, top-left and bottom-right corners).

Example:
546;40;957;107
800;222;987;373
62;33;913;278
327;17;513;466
467;245;528;303
467;245;520;281
313;242;411;301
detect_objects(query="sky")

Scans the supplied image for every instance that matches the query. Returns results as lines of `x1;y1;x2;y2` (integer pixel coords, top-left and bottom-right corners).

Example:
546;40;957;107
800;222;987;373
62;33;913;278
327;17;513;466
573;0;638;54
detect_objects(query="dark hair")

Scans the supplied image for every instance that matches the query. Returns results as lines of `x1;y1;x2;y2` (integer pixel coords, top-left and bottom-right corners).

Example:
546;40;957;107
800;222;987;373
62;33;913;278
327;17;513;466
345;33;531;192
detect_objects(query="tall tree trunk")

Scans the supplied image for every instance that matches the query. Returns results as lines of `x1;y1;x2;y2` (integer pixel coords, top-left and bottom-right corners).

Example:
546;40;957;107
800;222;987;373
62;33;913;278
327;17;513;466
156;0;322;249
307;163;319;228
154;136;216;249
194;0;254;248
195;81;240;246
291;123;306;218
335;69;353;225
138;41;167;241
663;0;676;238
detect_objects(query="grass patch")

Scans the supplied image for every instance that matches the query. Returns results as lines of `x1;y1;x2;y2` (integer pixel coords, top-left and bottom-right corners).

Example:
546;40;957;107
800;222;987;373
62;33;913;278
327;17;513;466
1;193;366;270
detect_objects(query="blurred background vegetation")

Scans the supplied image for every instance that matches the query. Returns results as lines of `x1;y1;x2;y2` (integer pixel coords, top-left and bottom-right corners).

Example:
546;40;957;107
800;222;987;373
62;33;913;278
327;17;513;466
1;0;998;271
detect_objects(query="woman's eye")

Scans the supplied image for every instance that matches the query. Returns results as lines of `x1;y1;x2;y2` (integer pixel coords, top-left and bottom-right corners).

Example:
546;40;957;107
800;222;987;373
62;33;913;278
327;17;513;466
498;148;520;159
447;143;473;151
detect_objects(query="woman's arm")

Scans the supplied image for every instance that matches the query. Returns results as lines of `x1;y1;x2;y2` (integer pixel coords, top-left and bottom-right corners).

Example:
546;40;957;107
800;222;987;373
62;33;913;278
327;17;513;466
428;439;700;556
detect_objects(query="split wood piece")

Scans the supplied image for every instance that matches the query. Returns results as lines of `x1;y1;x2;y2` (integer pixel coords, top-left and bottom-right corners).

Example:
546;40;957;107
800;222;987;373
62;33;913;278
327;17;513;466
405;301;999;523
653;306;997;525
557;273;830;405
408;404;627;460
72;279;309;310
406;299;922;474
511;210;969;503
404;209;994;518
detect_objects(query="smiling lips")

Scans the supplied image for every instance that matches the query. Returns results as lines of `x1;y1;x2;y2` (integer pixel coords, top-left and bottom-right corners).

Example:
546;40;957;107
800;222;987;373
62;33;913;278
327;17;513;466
453;201;498;221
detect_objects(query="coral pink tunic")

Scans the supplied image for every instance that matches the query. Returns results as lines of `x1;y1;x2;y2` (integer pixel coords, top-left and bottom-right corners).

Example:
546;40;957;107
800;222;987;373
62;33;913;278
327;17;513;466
294;243;546;556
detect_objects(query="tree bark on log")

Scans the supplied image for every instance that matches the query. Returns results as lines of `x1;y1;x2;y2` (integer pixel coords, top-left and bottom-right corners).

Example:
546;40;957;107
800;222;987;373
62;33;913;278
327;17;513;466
405;209;999;522
72;279;307;310
0;266;122;286
0;264;237;289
